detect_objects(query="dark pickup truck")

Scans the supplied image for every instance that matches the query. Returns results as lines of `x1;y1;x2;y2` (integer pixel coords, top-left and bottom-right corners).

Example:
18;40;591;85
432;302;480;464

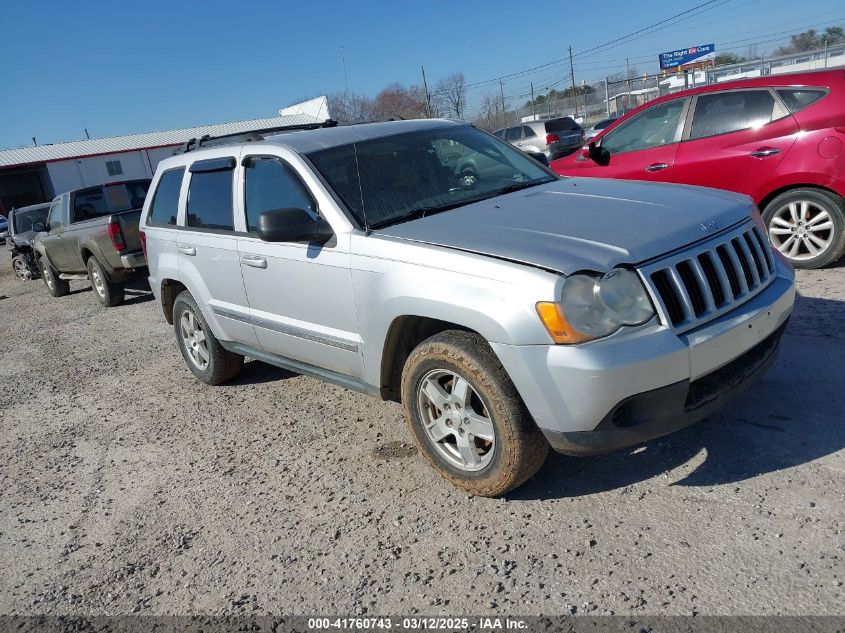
34;179;150;306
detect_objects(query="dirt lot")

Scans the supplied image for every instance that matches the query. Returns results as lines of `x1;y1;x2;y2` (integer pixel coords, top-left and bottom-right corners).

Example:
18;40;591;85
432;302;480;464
0;247;842;617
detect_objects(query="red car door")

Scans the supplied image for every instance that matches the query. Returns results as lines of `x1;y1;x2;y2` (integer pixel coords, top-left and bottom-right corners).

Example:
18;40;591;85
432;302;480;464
576;97;689;182
673;89;799;199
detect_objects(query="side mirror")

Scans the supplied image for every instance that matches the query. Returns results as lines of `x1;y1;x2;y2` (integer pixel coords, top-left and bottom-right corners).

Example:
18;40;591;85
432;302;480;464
0;231;7;239
32;222;47;233
587;142;611;167
525;151;549;167
257;208;333;244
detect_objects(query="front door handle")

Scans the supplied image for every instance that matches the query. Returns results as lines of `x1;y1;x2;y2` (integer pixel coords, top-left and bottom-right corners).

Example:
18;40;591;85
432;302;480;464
645;163;670;172
240;254;267;269
749;147;781;158
177;244;196;256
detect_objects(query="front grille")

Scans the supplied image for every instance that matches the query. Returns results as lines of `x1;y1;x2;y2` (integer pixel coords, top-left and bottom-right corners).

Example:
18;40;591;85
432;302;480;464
642;223;776;332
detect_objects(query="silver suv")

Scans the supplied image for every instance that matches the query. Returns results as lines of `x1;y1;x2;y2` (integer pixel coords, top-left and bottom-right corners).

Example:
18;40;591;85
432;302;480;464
141;119;794;496
495;117;584;160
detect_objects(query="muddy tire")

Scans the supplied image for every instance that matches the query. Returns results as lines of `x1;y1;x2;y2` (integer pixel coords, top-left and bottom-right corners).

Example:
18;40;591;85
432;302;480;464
87;256;124;307
39;258;69;297
173;290;243;385
401;330;549;497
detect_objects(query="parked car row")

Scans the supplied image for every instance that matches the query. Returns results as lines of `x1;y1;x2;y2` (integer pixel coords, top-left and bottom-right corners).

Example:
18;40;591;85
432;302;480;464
16;74;813;496
551;69;845;270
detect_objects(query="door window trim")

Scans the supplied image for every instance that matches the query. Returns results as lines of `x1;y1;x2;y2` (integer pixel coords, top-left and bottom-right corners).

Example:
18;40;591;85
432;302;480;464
144;167;185;229
240;153;321;237
182;156;238;235
680;88;790;142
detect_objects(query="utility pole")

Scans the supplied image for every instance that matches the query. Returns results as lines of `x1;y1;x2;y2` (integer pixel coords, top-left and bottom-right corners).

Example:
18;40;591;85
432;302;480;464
421;65;432;118
499;79;506;121
626;57;632;112
568;46;578;118
824;39;829;67
530;81;536;120
604;77;610;116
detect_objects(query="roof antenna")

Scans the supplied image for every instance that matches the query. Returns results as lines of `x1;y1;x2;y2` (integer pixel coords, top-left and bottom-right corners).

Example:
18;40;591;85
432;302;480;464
341;46;369;233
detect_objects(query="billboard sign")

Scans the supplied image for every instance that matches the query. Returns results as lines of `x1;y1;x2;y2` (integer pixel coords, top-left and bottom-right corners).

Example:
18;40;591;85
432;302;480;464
659;44;715;70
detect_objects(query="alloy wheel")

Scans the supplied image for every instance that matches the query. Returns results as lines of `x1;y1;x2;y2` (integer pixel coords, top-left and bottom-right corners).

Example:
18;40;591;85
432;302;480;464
417;368;496;472
768;200;834;262
179;310;210;370
13;258;31;280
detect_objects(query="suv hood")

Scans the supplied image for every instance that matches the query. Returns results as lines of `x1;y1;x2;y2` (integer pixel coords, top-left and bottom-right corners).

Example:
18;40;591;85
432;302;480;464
374;178;753;275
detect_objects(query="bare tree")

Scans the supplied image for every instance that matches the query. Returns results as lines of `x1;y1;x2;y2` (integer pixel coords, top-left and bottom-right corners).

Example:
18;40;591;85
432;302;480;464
434;72;467;119
472;91;508;131
371;83;428;120
328;90;373;123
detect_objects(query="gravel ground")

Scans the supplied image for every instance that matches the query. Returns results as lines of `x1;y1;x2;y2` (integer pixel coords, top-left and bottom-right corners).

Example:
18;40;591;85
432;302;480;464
0;247;842;617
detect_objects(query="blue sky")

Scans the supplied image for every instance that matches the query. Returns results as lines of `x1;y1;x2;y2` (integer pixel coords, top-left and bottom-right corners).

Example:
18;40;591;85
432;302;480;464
1;0;843;149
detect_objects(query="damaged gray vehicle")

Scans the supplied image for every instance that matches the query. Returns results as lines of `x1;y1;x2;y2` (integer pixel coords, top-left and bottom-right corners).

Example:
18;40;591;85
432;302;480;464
6;202;50;280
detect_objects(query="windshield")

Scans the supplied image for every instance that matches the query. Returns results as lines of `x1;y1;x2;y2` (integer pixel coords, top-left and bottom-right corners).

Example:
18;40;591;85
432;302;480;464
12;206;49;233
307;125;555;229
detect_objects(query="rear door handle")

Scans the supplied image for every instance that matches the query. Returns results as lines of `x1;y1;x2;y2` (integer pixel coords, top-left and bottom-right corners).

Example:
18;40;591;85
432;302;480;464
240;254;267;269
177;244;196;256
645;163;670;172
749;147;781;158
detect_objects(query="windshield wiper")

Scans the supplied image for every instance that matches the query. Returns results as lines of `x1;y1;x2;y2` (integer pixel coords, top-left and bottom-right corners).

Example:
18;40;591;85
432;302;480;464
495;178;553;195
368;195;497;230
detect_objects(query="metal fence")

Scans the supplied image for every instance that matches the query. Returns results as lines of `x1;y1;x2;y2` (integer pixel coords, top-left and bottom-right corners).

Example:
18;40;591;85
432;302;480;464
477;42;845;132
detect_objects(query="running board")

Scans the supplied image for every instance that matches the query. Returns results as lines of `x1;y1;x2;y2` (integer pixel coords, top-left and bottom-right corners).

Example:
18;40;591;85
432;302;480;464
58;273;89;280
219;340;380;398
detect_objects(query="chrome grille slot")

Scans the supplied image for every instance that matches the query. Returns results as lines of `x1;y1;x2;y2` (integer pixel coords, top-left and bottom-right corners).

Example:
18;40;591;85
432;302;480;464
640;222;777;333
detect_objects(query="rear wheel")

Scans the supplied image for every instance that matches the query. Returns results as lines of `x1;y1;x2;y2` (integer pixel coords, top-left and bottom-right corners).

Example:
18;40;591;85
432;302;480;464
762;188;845;269
173;291;244;385
87;256;124;307
39;258;69;297
401;330;549;497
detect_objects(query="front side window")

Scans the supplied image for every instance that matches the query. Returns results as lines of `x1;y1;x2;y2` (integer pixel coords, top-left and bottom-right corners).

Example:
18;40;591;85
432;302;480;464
776;88;826;113
244;158;316;234
601;99;686;154
307;125;555;229
689;90;776;140
147;168;184;227
186;168;234;231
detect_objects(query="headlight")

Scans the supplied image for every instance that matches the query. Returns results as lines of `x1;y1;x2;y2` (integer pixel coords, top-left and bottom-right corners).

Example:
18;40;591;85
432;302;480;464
536;268;654;344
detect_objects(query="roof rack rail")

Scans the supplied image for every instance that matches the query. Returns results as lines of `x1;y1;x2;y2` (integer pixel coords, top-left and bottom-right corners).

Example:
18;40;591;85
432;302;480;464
338;116;406;126
174;120;339;154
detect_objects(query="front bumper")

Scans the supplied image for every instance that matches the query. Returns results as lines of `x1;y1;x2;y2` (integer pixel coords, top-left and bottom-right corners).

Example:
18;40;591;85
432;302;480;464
490;259;795;454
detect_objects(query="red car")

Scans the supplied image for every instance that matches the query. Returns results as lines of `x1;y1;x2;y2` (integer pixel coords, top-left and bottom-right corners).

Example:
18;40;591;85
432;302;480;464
551;70;845;269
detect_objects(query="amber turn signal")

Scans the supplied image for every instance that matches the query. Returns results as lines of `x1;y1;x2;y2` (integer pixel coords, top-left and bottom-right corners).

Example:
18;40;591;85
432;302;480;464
535;302;593;344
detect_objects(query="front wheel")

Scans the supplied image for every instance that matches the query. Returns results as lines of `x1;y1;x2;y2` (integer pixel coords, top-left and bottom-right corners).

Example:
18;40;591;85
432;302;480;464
39;258;70;297
401;330;549;497
12;255;33;281
87;256;124;307
762;188;845;269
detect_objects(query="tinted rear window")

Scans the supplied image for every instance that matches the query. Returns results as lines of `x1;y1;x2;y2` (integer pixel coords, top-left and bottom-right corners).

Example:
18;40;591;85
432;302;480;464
147;168;184;227
545;118;581;132
776;88;826;113
71;181;149;223
187;169;234;231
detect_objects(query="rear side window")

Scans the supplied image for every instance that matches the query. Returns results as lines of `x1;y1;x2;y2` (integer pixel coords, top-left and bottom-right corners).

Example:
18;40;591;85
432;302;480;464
545;118;580;132
504;127;522;141
71;181;150;223
187;167;234;231
690;90;776;140
146;168;183;227
776;88;826;113
522;126;537;138
244;157;316;234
